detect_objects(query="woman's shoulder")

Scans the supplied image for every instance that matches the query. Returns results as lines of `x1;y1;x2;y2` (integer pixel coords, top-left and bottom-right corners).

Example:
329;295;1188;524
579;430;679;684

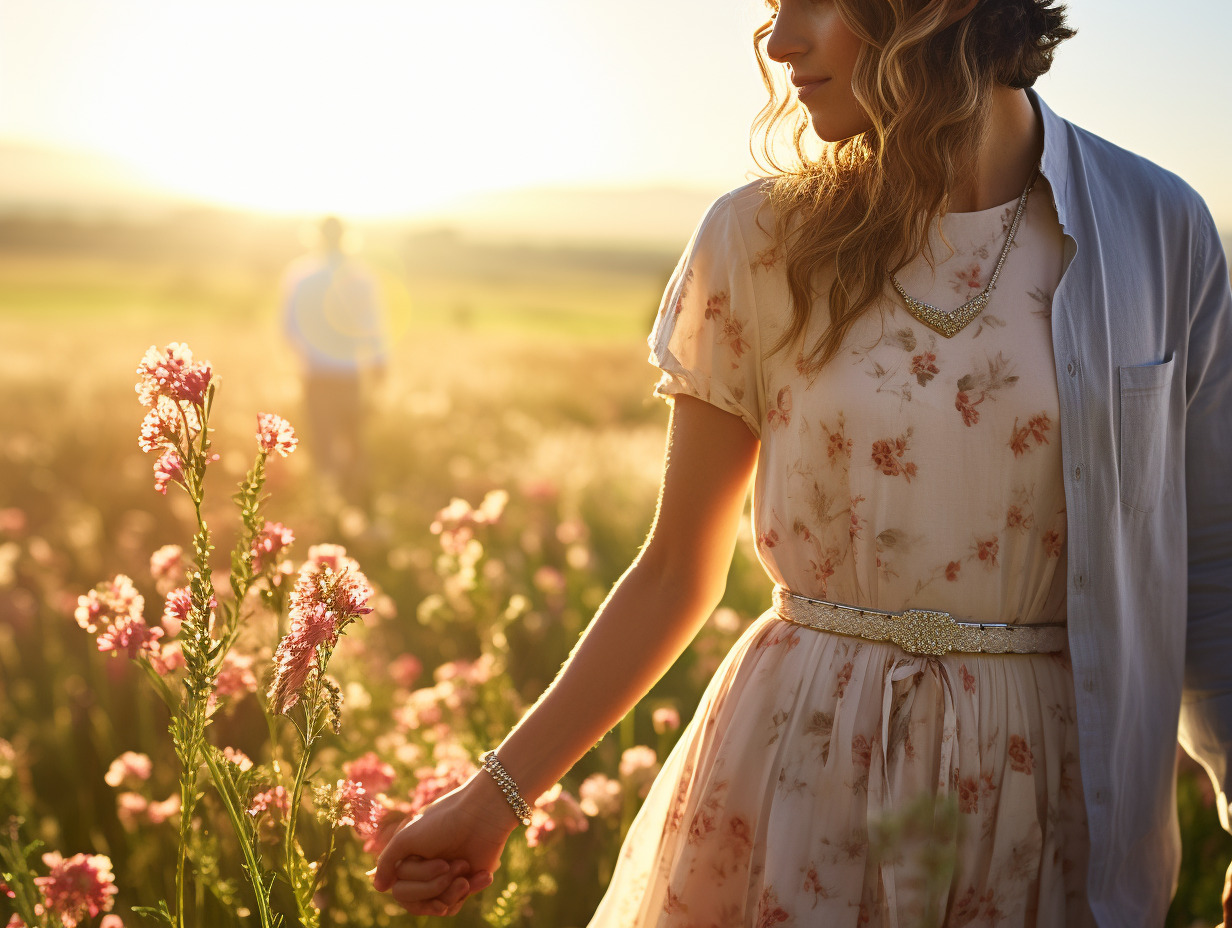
1061;116;1211;229
690;178;780;269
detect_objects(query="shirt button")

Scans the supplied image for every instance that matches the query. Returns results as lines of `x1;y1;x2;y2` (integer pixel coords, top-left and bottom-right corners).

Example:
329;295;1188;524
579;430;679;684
1066;360;1078;377
1073;573;1086;589
1094;787;1108;804
1083;676;1096;693
1073;464;1082;480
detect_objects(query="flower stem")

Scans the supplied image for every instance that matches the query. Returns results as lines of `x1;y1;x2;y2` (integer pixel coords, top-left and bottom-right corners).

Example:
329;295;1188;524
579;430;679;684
285;738;313;870
176;799;188;928
175;698;206;928
201;749;276;928
283;663;329;923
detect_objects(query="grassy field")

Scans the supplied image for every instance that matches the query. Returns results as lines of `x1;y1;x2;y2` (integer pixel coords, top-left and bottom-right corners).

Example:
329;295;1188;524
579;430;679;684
0;218;1228;927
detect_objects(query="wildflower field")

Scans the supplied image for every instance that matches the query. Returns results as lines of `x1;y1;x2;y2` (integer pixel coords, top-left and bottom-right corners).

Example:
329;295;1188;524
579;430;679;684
0;217;1228;927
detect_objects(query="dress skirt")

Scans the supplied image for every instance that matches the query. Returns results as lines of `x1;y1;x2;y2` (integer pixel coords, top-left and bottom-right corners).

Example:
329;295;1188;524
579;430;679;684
585;609;1094;928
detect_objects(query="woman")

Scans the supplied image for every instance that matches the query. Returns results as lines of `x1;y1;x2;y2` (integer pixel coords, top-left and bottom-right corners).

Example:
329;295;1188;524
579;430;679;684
372;0;1232;924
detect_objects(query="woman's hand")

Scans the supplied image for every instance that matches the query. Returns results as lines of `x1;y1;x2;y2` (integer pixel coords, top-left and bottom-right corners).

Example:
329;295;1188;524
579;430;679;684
371;773;516;916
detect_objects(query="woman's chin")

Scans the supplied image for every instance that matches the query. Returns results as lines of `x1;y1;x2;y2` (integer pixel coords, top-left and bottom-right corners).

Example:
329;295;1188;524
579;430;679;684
806;111;871;145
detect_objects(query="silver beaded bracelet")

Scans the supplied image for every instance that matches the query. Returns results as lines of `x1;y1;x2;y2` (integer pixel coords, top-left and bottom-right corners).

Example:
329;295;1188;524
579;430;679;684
479;750;533;826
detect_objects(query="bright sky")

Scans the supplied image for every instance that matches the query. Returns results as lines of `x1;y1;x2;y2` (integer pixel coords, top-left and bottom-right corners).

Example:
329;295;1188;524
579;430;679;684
1;0;1229;225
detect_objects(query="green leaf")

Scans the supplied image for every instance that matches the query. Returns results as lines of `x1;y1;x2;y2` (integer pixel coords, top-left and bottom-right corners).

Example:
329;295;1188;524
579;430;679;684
288;841;323;928
131;900;175;926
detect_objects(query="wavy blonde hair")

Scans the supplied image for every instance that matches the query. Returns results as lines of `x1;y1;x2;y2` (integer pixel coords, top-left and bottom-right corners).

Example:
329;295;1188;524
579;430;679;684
751;0;1074;373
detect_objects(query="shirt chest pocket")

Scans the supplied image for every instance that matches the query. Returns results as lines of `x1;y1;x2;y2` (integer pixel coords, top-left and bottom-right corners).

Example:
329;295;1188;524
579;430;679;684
1117;353;1176;513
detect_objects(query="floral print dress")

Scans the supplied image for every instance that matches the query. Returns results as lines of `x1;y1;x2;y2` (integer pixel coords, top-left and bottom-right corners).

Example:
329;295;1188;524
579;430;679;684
586;179;1094;928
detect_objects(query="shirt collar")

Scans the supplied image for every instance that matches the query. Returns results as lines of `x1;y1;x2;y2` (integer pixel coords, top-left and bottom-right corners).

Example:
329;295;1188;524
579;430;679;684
1027;87;1071;224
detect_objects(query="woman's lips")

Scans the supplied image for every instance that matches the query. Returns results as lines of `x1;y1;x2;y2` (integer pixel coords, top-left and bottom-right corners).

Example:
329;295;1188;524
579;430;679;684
795;78;831;99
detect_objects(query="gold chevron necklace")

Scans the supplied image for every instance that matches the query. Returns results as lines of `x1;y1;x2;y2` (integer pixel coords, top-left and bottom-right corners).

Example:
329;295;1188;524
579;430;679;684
889;166;1038;338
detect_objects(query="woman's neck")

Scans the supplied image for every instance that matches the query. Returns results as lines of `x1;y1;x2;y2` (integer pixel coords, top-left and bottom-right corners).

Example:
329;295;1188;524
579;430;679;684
948;86;1045;212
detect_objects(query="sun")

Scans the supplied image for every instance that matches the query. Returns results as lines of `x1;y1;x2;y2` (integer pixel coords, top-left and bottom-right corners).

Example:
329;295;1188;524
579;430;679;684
36;0;609;216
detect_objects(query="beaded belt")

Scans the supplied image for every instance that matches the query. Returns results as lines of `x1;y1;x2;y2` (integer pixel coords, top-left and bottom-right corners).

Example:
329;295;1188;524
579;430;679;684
772;586;1067;656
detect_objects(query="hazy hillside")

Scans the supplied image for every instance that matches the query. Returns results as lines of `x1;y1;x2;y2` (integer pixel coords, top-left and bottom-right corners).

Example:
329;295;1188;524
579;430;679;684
0;139;1226;257
0;141;195;217
0;140;729;249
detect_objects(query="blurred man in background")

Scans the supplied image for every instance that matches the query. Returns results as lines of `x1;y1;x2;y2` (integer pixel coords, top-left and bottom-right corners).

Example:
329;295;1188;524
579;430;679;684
281;215;388;504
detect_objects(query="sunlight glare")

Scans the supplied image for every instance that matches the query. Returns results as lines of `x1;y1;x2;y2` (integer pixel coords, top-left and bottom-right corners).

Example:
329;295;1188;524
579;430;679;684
34;0;614;215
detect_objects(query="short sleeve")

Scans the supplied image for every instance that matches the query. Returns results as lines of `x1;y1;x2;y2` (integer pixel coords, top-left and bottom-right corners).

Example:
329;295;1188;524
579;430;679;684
648;193;765;439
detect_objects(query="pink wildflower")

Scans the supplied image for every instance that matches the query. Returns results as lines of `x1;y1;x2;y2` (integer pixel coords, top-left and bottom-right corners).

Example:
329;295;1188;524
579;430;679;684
267;555;374;714
160;587;217;638
430;490;509;533
267;632;327;715
256;413;297;457
652;706;681;734
101;916;126;928
433;654;495;687
251;521;295;572
152;449;184;495
344;752;395;794
525;784;588;848
115;792;149;830
34;852;118;928
6;915;26;928
306;543;358;574
301;555;373;619
428;490;509;551
137;397;201;454
135;343;212;408
75;576;143;634
248;785;290;820
138;402;175;453
334;778;381;835
145;794;181;825
97;617;163;659
104;752;152;788
407;758;478;815
389;653;423;689
430;499;475;535
474;489;509;524
578;773;622;819
619;746;660;799
436;524;474;556
116;792;179;829
214;651;259;701
138;408;168;453
160;588;191;637
222;746;254;771
395;686;446;730
149;642;185;676
148;544;184;591
76;576;163;659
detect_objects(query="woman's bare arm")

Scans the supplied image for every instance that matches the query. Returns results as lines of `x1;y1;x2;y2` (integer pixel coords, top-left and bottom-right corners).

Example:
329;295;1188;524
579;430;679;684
486;392;760;802
372;393;759;899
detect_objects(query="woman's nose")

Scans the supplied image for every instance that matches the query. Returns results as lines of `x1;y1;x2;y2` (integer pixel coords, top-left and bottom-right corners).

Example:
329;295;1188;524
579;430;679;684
765;6;808;64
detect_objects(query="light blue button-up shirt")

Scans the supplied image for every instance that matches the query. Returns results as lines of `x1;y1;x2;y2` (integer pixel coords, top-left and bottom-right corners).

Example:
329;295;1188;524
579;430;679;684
1025;87;1232;925
281;252;389;374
